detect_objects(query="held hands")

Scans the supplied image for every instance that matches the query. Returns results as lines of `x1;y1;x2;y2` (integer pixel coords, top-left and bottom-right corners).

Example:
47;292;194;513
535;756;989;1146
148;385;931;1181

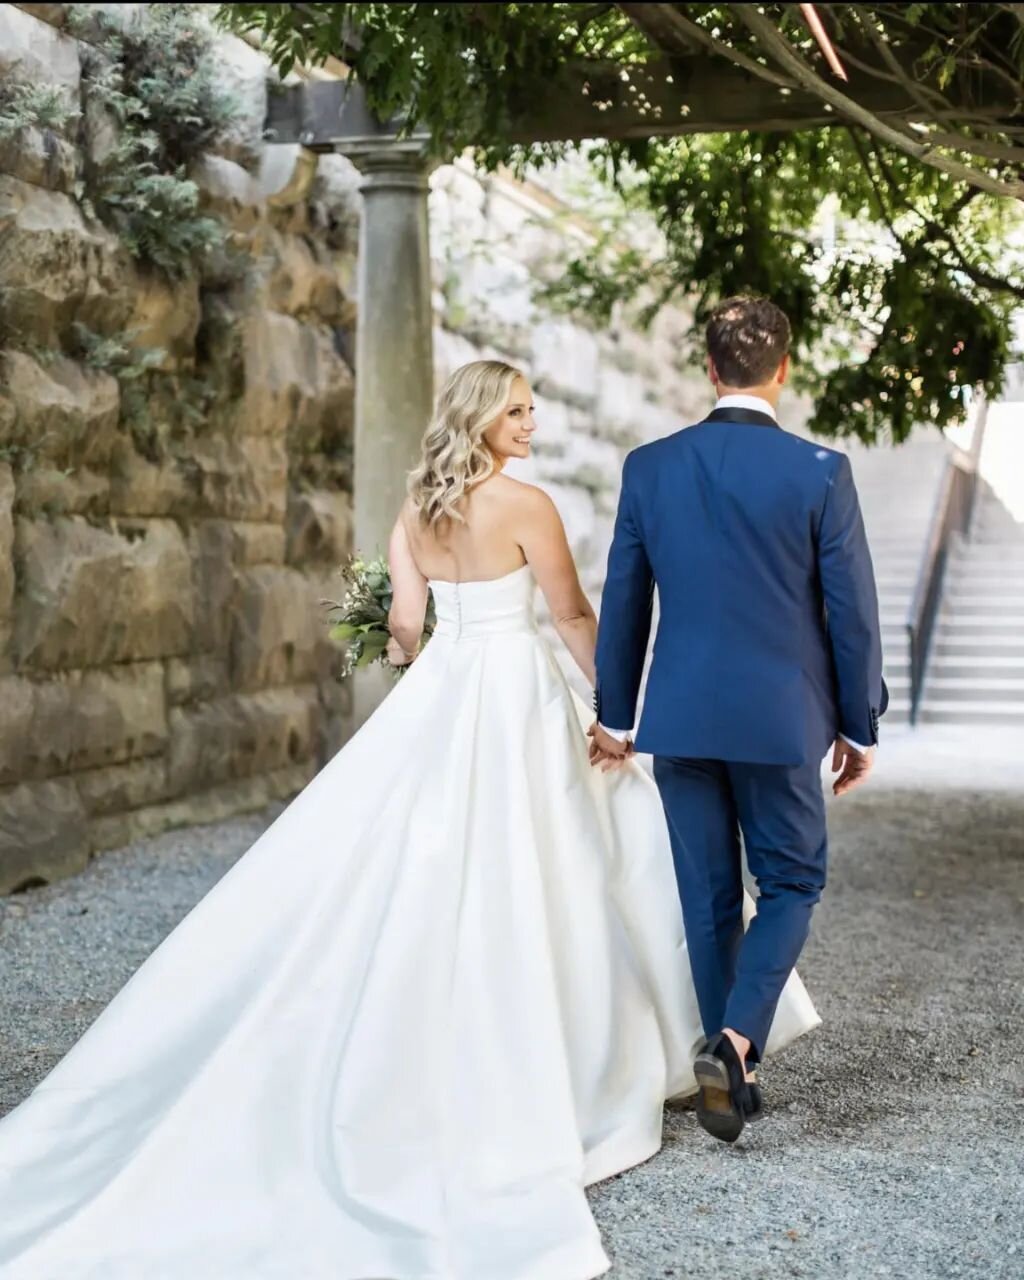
587;722;634;773
831;738;875;797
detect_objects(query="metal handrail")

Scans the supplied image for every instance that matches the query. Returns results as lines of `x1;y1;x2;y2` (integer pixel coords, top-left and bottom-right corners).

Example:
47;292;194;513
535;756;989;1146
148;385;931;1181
905;395;989;725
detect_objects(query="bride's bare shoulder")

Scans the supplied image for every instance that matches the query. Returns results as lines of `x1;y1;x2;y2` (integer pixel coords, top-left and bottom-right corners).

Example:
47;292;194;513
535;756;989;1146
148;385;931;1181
482;476;563;544
486;473;555;513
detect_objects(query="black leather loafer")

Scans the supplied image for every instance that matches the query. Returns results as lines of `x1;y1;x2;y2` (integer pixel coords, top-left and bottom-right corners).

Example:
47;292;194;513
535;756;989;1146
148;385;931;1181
744;1079;764;1122
693;1032;748;1143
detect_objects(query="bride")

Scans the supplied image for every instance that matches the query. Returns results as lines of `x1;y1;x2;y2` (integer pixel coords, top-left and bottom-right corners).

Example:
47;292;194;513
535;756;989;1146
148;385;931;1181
0;359;819;1280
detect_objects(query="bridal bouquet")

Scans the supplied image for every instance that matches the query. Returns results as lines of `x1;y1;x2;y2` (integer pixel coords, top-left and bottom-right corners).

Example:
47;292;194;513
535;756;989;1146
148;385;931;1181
325;555;435;678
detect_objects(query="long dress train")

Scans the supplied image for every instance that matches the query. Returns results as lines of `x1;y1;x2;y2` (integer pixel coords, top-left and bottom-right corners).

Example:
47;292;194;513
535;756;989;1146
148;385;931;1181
0;564;820;1279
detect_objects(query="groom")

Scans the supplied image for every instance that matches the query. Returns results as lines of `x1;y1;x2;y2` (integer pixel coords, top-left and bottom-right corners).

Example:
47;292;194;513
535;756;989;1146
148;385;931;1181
590;296;887;1143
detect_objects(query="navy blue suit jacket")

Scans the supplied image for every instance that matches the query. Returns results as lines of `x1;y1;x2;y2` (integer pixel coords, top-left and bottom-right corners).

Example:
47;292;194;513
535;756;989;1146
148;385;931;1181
594;407;888;766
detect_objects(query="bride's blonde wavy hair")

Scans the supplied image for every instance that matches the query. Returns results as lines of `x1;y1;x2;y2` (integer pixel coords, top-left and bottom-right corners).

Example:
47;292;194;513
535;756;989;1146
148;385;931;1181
407;359;524;529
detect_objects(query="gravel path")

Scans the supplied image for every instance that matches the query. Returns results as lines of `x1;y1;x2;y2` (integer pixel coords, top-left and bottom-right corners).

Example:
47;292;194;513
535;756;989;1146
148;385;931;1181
1;784;1021;1279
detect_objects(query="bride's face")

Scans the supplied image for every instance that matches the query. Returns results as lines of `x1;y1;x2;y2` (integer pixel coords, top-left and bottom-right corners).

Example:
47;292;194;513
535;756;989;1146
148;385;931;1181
482;377;537;464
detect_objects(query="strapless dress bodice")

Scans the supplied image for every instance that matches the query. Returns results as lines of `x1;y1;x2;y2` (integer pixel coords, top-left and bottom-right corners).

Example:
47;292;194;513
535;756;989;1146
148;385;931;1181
429;563;538;640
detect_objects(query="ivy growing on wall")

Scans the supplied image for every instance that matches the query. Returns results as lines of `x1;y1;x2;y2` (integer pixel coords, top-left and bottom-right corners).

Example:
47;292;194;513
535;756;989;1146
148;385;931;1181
1;8;270;482
68;3;241;279
0;82;80;143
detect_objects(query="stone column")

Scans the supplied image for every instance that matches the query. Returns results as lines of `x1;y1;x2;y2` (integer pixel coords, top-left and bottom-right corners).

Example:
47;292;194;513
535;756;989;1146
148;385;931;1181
341;140;438;727
344;140;437;558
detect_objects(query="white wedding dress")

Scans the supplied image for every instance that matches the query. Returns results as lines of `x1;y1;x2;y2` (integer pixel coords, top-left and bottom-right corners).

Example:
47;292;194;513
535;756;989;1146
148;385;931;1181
0;564;820;1280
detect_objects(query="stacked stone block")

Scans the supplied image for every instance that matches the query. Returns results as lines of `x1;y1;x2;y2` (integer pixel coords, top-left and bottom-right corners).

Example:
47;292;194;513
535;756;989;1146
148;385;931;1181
0;4;359;890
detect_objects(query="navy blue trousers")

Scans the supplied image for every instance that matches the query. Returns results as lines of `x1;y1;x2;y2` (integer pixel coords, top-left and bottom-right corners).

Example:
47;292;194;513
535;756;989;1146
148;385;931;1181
652;755;827;1061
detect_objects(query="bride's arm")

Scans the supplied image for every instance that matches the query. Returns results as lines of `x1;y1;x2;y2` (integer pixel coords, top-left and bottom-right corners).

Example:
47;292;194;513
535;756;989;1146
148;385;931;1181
517;487;597;685
387;507;429;662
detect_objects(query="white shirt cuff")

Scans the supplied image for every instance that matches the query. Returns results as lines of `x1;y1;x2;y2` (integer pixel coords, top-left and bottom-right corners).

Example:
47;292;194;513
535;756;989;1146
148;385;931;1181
840;733;871;754
598;723;633;743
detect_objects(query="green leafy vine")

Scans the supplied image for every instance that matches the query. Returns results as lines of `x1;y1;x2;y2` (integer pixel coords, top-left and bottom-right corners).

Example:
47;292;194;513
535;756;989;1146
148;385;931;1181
68;4;241;279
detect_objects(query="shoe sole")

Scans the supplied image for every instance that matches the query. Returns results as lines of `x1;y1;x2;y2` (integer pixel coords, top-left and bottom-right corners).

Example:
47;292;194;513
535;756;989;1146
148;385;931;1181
694;1053;746;1143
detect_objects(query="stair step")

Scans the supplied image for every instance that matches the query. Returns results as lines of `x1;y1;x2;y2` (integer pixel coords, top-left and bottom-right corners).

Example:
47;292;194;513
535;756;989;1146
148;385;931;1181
866;545;930;557
949;551;1024;564
934;638;1024;659
864;529;938;542
970;515;1024;528
941;599;1024;616
928;658;1024;680
918;702;1024;724
944;581;1024;596
936;617;1024;635
921;677;1024;703
945;571;1024;588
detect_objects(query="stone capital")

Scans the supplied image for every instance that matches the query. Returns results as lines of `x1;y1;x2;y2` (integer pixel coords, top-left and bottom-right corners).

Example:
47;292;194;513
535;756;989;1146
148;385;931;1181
338;138;440;194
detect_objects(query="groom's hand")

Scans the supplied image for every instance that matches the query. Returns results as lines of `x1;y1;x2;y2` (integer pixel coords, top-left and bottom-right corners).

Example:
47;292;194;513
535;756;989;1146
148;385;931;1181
587;723;633;772
831;739;875;796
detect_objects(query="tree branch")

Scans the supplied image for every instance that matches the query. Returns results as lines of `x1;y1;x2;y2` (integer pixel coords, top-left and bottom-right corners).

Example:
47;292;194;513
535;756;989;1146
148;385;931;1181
891;123;1024;166
845;125;905;245
736;6;1024;201
847;4;950;117
618;3;798;89
863;132;1024;299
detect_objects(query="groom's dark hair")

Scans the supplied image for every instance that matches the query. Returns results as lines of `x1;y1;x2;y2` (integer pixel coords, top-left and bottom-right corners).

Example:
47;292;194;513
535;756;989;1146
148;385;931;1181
705;296;791;387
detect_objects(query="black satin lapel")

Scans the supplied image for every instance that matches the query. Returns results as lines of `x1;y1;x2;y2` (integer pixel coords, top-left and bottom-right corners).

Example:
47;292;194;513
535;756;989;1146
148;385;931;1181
702;407;780;428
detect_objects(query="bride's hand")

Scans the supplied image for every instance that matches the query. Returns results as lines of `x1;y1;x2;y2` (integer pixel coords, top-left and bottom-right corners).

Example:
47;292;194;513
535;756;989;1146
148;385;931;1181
591;743;634;773
386;636;416;667
586;725;635;773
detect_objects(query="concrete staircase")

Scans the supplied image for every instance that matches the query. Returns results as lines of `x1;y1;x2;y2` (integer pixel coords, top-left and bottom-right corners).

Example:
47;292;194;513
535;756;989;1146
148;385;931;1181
919;484;1024;725
842;431;951;724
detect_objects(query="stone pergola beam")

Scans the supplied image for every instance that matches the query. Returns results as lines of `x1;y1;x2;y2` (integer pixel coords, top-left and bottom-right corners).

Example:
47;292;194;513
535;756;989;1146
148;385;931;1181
264;58;940;151
509;57;928;143
265;78;404;152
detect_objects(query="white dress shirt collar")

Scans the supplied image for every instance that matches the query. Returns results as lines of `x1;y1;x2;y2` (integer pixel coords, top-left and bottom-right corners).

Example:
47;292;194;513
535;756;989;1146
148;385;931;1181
714;394;778;420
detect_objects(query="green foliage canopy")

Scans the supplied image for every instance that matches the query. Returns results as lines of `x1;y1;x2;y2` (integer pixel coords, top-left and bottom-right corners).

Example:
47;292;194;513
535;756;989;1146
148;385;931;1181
218;3;1024;441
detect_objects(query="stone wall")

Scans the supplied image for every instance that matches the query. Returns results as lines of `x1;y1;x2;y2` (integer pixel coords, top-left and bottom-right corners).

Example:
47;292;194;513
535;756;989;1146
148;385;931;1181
0;3;707;892
0;4;363;890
